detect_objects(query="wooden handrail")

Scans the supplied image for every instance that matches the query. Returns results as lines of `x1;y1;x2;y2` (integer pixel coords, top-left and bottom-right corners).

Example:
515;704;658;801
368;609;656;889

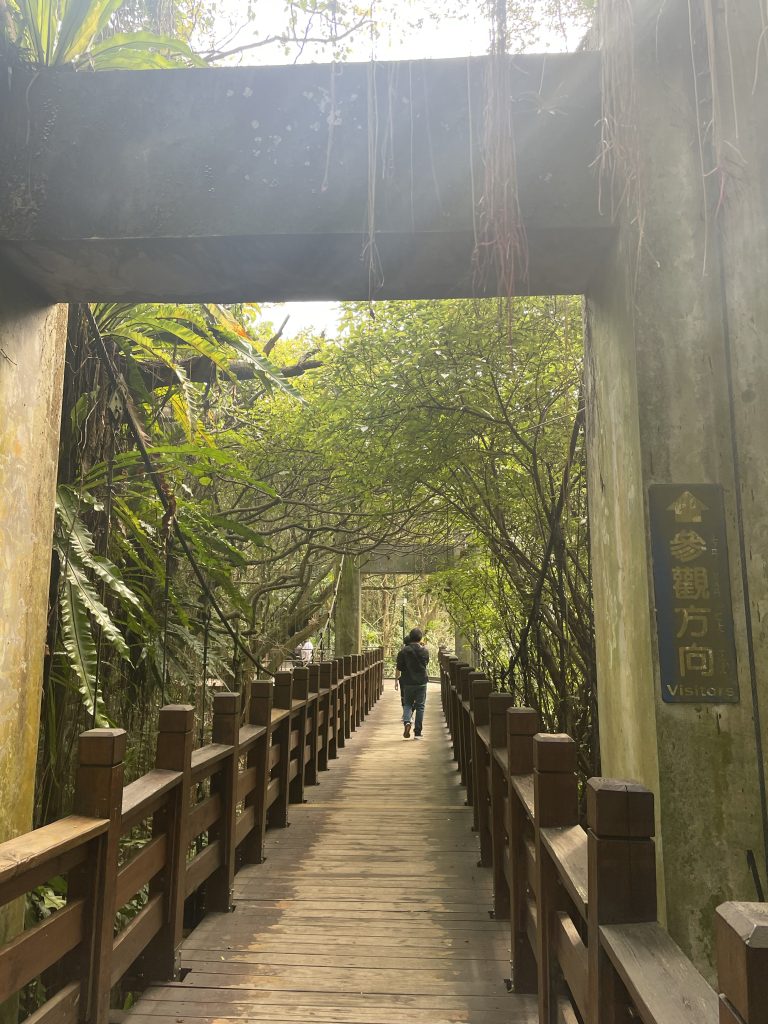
0;648;385;1024
438;648;759;1024
0;817;108;901
121;769;181;831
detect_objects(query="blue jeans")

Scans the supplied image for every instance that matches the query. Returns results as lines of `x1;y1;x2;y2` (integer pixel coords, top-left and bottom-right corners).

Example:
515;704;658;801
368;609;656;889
401;683;427;733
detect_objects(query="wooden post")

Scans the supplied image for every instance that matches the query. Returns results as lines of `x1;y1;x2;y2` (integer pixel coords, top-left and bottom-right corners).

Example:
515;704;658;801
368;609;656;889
460;666;475;807
587;778;656;1024
716;902;768;1024
145;705;194;981
207;692;240;913
440;651;450;729
488;693;516;919
326;661;339;760
334;659;346;750
350;655;359;728
353;654;361;729
309;659;323;778
296;666;319;787
242;680;273;864
507;707;539;995
457;664;472;787
447;658;460;762
71;728;126;1024
360;653;368;718
268;674;292;829
470;678;493;866
343;656;354;736
289;669;309;804
354;654;364;725
364;652;372;715
316;663;332;768
449;660;464;777
533;734;578;1023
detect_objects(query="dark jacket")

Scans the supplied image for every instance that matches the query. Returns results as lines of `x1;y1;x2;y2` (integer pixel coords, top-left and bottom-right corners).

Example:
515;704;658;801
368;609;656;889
396;642;429;686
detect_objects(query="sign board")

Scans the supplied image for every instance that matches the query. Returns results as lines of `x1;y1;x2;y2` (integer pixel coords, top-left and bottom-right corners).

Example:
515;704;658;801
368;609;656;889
648;484;739;704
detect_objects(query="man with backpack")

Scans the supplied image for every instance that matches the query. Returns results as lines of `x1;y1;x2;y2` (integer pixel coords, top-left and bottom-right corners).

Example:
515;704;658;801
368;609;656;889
394;628;429;738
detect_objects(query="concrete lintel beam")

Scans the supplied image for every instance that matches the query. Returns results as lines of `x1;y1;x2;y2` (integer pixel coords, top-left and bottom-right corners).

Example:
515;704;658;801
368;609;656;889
0;54;610;302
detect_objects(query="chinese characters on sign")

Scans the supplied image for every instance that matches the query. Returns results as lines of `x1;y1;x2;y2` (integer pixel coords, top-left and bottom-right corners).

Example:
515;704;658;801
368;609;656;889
649;484;739;704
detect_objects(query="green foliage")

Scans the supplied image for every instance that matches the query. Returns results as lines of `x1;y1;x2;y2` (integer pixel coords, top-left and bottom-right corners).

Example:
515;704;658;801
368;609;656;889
281;296;596;773
54;484;140;725
3;0;205;67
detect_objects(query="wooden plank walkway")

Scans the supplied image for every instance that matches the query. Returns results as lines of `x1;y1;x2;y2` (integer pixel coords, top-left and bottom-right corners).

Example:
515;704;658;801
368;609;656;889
127;682;537;1024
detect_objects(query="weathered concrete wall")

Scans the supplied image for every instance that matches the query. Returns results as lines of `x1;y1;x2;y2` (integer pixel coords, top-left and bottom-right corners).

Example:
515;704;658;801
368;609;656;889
0;279;67;938
335;556;361;656
0;56;610;301
586;0;768;972
712;0;768;882
360;544;455;575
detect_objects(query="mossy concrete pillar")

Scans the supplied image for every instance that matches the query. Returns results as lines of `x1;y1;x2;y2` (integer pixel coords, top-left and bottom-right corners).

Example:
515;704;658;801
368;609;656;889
0;279;67;946
335;556;361;656
586;0;768;973
454;629;472;664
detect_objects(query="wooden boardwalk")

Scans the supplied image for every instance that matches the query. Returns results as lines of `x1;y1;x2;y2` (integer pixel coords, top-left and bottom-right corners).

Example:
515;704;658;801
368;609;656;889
127;682;537;1024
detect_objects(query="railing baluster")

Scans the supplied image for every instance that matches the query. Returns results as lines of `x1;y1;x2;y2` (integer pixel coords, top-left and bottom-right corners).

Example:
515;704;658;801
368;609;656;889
317;663;333;767
333;659;345;751
144;705;194;981
71;728;126;1024
343;656;354;738
269;673;292;829
470;678;493;867
207;692;240;913
446;657;460;766
489;693;516;920
242;680;273;865
533;734;578;1022
587;778;656;1023
506;707;539;995
296;666;319;788
716;902;768;1024
289;669;308;805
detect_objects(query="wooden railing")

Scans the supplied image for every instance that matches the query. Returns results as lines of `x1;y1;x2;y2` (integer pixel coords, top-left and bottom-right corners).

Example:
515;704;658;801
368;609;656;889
0;649;384;1024
439;651;768;1024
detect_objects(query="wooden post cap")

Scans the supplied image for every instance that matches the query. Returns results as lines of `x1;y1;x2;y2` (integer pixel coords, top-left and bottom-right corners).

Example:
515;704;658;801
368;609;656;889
251;679;274;697
533;734;577;773
507;708;539;775
507;707;539;734
471;679;492;698
78;728;127;765
716;902;768;1022
213;692;241;715
488;693;516;714
489;694;516;747
157;704;195;733
586;778;655;838
274;671;293;708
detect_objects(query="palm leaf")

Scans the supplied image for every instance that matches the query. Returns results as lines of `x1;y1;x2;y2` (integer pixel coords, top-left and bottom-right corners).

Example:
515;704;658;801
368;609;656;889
64;559;131;659
88;553;143;610
54;0;123;64
60;578;111;725
86;31;207;67
15;0;47;63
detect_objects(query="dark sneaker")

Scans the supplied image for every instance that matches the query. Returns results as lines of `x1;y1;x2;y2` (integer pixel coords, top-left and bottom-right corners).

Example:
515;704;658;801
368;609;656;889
403;722;411;738
414;732;422;739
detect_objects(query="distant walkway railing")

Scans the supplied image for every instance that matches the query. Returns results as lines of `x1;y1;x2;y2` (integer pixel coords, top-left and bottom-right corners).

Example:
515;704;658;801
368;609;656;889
0;649;384;1024
439;651;766;1024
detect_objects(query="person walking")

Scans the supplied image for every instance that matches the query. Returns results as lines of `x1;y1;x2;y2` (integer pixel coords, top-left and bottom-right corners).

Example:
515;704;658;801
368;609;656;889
395;628;429;739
